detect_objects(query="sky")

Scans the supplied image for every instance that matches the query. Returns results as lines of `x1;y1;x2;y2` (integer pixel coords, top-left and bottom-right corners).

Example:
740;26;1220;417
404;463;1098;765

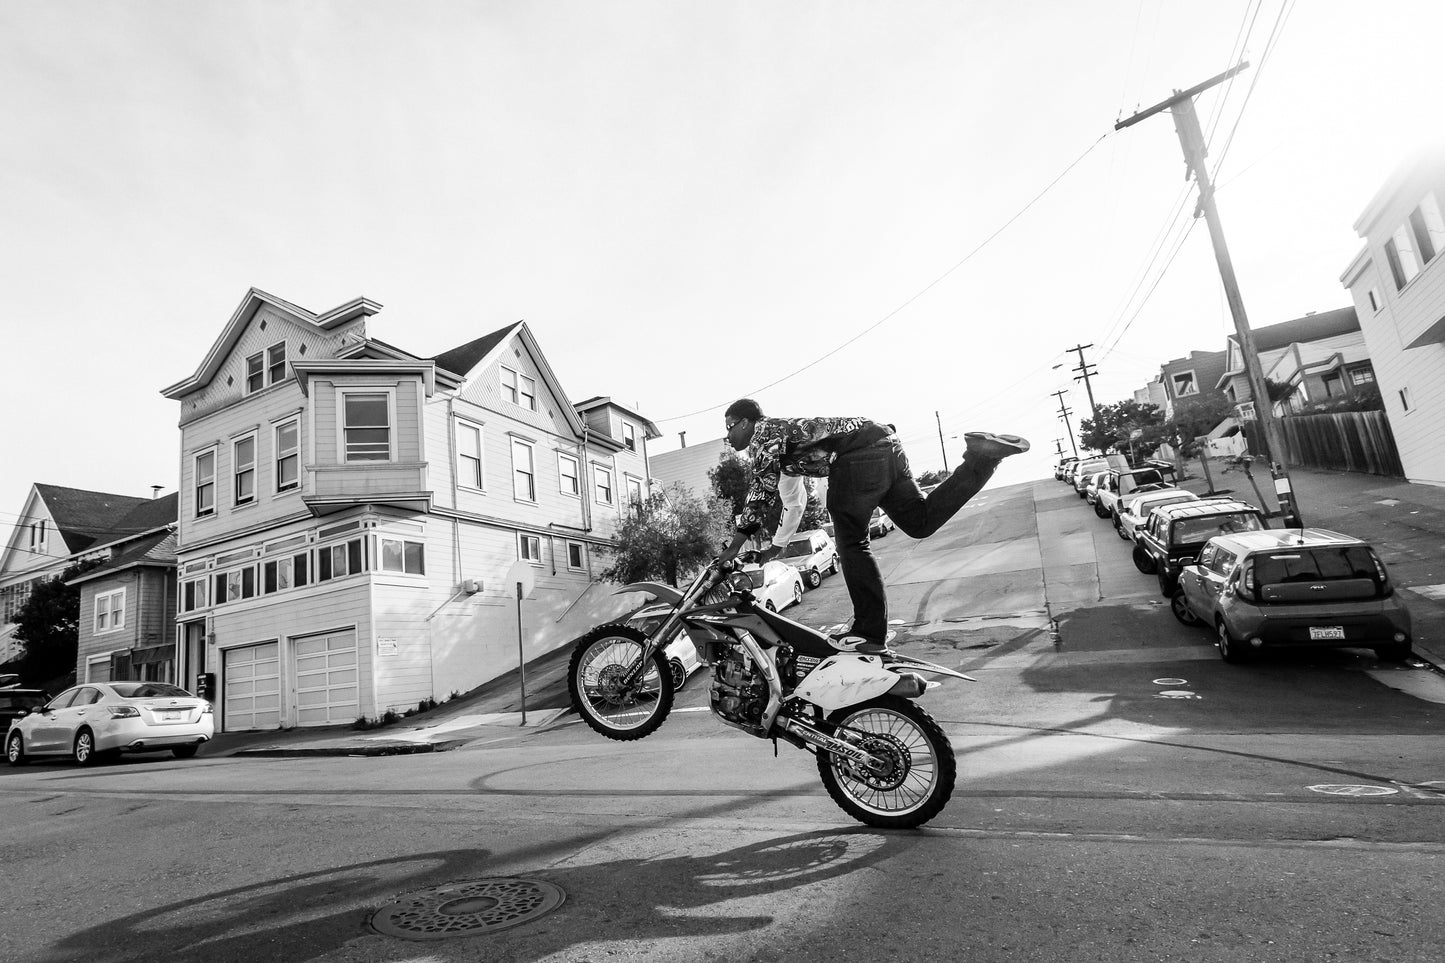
2;0;1442;532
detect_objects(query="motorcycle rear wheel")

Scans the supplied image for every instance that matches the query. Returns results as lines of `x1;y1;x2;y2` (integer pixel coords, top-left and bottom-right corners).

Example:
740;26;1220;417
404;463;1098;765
567;624;675;741
816;695;956;829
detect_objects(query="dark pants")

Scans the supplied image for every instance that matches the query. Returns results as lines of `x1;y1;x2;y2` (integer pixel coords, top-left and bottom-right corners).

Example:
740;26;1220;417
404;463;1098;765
826;437;998;644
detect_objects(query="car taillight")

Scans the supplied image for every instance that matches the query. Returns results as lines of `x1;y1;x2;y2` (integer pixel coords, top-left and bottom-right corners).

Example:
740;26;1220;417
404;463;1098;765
108;705;140;718
1370;552;1393;596
1237;561;1256;600
202;702;213;714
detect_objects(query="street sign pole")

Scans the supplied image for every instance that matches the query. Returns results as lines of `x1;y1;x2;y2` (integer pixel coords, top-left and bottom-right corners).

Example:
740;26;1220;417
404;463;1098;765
515;582;527;726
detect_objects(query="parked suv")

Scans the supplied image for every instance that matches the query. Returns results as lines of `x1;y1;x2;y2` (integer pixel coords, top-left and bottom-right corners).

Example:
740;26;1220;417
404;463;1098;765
1094;465;1175;520
779;529;840;589
1172;529;1412;664
1070;454;1128;497
1133;498;1267;596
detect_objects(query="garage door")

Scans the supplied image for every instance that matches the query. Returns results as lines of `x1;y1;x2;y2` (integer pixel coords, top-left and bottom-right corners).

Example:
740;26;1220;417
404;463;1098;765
223;642;281;730
294;629;359;726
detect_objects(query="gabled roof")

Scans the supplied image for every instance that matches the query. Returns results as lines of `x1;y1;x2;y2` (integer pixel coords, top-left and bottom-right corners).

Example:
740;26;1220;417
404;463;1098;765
68;530;178;586
1244;306;1360;353
32;485;153;554
573;396;663;439
431;324;519;378
161;288;381;399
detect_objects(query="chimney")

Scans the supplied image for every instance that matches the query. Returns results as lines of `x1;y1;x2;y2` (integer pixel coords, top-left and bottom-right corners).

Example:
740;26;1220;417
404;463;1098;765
150;485;164;499
678;431;687;448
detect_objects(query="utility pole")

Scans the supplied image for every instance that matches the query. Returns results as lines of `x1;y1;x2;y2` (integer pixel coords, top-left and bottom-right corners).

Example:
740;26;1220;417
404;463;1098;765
1051;389;1078;457
1065;343;1100;424
1115;62;1303;527
935;411;949;471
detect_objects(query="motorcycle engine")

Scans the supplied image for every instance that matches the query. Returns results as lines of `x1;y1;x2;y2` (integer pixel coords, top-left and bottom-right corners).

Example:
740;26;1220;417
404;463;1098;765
710;645;769;730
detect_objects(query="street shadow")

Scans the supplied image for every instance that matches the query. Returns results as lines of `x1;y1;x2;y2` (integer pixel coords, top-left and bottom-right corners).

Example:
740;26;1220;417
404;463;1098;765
39;829;910;963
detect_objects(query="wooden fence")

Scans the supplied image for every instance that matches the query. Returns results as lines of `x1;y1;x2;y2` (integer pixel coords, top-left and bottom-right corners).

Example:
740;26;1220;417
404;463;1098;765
1279;409;1402;477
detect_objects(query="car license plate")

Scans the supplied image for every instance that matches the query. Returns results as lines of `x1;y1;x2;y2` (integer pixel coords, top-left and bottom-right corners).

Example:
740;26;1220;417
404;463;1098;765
160;711;183;721
1309;626;1346;640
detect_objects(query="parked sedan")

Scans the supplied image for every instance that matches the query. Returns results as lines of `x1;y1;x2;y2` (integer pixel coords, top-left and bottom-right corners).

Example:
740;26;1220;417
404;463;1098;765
1172;529;1412;664
869;509;895;538
7;681;214;766
1115;489;1200;542
743;560;807;612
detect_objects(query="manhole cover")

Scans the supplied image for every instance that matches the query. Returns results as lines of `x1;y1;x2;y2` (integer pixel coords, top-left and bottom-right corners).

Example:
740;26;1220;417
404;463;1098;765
1306;784;1399;797
371;878;565;940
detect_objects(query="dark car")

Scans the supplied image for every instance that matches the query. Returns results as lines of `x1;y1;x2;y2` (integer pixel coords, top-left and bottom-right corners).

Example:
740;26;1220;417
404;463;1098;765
0;688;51;731
1132;498;1268;596
1171;529;1412;663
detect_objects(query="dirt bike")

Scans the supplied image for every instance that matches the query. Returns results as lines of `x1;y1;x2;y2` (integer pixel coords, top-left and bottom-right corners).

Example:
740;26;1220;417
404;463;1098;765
567;551;974;829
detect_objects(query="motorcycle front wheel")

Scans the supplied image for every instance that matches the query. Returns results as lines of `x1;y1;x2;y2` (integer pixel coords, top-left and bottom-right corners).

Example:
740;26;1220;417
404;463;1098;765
567;624;675;741
816;695;956;829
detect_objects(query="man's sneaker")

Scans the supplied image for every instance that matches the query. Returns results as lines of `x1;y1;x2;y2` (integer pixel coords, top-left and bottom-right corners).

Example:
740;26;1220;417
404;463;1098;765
964;432;1031;461
827;628;898;656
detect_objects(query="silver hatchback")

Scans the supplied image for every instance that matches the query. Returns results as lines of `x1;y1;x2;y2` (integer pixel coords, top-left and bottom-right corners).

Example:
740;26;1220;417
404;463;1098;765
1172;529;1413;664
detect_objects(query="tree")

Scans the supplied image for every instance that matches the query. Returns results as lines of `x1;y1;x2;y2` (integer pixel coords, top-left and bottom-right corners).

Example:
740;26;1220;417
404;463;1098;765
1078;400;1164;455
917;468;951;488
598;483;732;587
709;450;829;538
12;558;104;684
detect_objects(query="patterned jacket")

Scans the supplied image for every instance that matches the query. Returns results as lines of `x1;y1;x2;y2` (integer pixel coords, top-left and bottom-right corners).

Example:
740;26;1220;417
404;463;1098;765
735;416;888;534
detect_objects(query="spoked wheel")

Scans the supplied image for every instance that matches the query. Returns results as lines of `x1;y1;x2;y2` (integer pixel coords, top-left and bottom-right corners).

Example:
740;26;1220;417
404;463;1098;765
669;658;688;691
6;732;26;767
567;624;674;741
1169;591;1201;626
816;695;956;829
73;729;99;767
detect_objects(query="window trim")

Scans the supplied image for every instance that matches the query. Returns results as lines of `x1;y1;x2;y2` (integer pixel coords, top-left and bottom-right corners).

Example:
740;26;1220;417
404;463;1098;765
94;587;126;635
274;417;301;494
193;447;218;518
566;541;586;572
378;536;427;576
337;386;397;464
245;340;288;394
557;451;581;497
622;421;637;452
518;532;542;565
1170;369;1199;398
500;365;537;411
456;419;486;492
625;474;644;509
511;437;536;503
233;431;258;507
594;464;614;505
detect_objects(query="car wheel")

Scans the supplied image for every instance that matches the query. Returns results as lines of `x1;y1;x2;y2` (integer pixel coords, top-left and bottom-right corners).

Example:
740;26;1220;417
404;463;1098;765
172;745;200;760
1374;643;1413;663
6;732;26;767
1169;591;1201;626
1132;545;1157;575
805;569;822;589
1156;572;1177;598
73;728;101;767
1094;501;1110;519
1113;513;1130;540
765;600;777;612
669;659;687;691
826;556;839;575
792;583;804;606
1216;620;1250;663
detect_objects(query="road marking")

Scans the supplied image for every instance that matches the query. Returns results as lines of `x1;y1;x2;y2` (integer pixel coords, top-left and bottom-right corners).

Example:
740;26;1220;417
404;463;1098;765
1405;583;1445;601
1156;690;1200;700
1307;784;1398;797
1152;678;1188;686
1364;667;1445;705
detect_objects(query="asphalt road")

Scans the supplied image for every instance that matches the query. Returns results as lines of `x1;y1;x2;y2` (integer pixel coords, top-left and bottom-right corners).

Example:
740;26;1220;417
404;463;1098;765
2;477;1443;963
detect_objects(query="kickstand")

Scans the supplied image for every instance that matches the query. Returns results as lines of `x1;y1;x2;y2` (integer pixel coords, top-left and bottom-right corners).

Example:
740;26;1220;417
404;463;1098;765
771;737;779;758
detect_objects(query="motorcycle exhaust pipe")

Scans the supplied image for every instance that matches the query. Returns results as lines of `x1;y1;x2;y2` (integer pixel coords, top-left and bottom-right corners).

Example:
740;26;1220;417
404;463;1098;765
886;672;929;699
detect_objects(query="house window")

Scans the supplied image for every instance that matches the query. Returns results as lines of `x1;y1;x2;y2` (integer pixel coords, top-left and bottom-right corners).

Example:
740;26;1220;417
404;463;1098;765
519;533;542;563
182;577;207;612
317;538;365;582
275;420;300;493
262;557;293;593
27;520;46;557
1367;288;1381;312
594;465;614;505
457;421;484;490
379;537;426;575
519;374;536;410
234;434;256;506
1386;224;1423;289
1322;374;1342;398
558;452;580;496
622;422;637;452
512;438;536;501
1350;367;1376;386
501;366;537;410
194;449;216;518
626;475;644;509
1399;387;1412;412
95;588;125;634
245;341;287;393
216;567;257;603
1171;371;1197;397
343;392;391;462
566;541;586;571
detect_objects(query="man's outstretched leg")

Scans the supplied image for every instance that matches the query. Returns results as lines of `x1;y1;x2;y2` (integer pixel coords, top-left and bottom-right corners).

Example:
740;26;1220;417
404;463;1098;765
883;432;1030;539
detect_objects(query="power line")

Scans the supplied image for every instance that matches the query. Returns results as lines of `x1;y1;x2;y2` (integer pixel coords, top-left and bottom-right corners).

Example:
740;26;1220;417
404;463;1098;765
655;132;1113;424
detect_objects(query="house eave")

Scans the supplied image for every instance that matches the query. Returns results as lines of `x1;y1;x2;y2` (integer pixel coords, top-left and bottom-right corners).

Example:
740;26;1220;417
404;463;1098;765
301;493;435;517
291;360;437;397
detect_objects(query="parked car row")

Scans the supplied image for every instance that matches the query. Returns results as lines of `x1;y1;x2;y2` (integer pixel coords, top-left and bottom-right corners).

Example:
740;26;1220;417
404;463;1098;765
1056;456;1414;665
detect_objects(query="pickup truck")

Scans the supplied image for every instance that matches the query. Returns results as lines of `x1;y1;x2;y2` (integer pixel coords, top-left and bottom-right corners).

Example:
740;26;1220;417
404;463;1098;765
1093;465;1176;520
1131;498;1268;597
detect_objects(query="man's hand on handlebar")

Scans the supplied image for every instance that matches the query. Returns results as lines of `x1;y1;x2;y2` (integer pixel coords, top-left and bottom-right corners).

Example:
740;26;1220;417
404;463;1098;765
719;531;752;564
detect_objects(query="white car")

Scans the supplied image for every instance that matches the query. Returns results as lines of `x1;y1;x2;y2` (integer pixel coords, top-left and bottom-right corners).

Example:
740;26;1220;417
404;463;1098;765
1115;489;1200;542
779;529;840;589
740;559;807;612
869;509;895;537
7;681;214;766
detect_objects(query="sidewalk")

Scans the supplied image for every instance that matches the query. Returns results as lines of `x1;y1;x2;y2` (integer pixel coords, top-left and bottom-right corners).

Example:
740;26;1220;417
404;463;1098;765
201;640;581;758
1175;463;1445;669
